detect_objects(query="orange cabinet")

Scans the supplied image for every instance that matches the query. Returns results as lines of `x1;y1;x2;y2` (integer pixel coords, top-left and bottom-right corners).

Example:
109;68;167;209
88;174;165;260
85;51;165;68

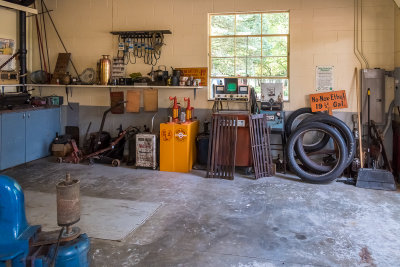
160;120;199;173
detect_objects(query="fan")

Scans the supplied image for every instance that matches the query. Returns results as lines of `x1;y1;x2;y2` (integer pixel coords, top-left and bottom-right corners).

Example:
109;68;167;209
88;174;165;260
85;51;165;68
30;70;49;84
79;68;96;85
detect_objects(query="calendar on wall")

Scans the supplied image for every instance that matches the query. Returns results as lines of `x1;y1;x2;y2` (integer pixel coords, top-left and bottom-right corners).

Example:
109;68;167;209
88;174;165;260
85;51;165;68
0;38;16;71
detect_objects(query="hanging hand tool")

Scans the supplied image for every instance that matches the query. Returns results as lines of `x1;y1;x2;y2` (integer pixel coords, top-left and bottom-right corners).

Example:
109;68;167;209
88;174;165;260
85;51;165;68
133;34;138;58
139;34;144;58
117;35;124;58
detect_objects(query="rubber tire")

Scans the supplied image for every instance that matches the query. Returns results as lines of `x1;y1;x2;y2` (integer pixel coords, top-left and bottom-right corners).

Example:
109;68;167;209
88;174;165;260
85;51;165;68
285;107;330;152
295;114;356;173
286;122;348;183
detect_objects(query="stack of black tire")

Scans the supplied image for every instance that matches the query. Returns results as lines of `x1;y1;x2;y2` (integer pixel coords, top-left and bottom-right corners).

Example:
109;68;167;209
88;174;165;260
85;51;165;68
285;108;356;183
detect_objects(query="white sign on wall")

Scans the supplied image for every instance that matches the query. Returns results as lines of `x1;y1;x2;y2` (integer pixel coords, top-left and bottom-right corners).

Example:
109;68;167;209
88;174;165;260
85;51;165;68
316;66;334;91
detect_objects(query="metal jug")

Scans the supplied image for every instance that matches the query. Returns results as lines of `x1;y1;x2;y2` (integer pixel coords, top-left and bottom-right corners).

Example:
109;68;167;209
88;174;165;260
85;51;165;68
99;55;111;85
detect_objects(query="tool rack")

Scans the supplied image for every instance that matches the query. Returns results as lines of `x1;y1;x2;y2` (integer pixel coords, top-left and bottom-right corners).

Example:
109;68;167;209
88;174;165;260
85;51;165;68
110;30;172;38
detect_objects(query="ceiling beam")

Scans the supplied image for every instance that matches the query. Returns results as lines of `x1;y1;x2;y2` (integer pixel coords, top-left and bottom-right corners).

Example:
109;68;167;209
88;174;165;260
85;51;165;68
0;1;38;14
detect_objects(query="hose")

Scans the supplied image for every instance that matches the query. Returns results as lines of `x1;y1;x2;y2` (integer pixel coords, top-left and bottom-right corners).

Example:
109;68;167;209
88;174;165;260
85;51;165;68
383;100;395;137
50;226;65;267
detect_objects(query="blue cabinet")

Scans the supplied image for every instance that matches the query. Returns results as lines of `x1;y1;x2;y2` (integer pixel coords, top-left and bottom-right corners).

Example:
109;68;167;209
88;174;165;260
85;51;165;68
26;108;60;162
0;108;60;170
1;111;26;170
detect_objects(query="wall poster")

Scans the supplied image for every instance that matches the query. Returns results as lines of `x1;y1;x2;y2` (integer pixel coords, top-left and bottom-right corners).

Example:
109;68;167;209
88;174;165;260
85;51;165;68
0;38;16;71
316;66;334;91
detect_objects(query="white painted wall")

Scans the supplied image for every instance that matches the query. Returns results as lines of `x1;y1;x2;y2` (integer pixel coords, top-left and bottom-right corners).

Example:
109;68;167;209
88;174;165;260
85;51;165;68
395;5;400;66
0;7;19;93
0;5;34;92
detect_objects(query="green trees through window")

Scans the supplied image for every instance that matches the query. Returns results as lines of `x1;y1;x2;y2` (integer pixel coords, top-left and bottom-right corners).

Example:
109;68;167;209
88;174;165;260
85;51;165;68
209;12;289;100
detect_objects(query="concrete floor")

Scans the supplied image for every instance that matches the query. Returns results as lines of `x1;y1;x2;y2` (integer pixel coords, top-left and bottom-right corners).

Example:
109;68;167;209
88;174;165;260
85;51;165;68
2;158;400;267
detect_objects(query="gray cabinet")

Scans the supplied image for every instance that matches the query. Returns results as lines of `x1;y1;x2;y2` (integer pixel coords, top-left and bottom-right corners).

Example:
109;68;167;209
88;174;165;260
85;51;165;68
0;108;60;170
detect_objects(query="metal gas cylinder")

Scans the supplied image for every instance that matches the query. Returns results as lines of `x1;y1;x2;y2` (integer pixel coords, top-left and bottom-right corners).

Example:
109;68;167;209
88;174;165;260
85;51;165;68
99;55;111;85
56;173;80;226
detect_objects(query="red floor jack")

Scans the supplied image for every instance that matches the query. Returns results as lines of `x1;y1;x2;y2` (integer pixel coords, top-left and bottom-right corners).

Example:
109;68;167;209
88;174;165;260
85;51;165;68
58;102;129;167
58;130;127;167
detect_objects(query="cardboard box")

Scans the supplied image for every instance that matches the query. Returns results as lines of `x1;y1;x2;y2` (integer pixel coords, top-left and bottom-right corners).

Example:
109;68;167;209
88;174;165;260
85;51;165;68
52;143;72;157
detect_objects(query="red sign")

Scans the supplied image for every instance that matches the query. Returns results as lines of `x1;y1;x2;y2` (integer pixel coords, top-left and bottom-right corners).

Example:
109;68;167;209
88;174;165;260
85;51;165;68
175;67;208;86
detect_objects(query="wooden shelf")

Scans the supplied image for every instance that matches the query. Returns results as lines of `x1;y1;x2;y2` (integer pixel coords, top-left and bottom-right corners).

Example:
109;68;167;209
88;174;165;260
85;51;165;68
25;84;206;99
0;84;24;87
25;84;206;89
0;1;38;14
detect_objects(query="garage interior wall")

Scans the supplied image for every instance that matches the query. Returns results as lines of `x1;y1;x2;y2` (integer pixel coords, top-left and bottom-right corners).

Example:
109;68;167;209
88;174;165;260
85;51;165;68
395;4;400;66
0;8;20;93
1;0;398;135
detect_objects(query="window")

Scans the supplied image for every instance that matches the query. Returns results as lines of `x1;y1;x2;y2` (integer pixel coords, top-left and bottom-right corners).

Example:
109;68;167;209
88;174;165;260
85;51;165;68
208;12;289;100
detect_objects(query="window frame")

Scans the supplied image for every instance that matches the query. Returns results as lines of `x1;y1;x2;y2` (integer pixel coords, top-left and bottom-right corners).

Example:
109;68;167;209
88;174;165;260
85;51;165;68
207;11;290;100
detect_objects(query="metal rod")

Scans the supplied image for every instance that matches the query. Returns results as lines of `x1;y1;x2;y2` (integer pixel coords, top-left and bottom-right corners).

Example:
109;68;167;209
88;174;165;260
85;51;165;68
50;226;64;267
367;88;371;168
19;11;27;90
41;0;51;73
34;7;43;71
355;68;364;167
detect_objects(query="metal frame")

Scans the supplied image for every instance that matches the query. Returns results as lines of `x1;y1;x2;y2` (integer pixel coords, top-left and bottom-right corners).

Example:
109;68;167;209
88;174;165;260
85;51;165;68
207;11;290;100
206;114;238;180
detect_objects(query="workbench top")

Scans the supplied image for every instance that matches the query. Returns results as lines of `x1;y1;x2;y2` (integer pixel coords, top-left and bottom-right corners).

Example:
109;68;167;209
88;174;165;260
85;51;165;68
0;105;59;114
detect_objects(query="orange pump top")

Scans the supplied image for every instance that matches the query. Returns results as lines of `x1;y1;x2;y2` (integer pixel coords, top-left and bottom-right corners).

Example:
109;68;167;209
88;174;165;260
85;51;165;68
184;97;194;121
169;96;179;122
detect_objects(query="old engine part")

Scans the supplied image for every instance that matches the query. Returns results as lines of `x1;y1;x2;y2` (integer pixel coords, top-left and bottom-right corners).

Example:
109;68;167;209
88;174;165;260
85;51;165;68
56;173;80;226
0;174;90;266
79;68;96;85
